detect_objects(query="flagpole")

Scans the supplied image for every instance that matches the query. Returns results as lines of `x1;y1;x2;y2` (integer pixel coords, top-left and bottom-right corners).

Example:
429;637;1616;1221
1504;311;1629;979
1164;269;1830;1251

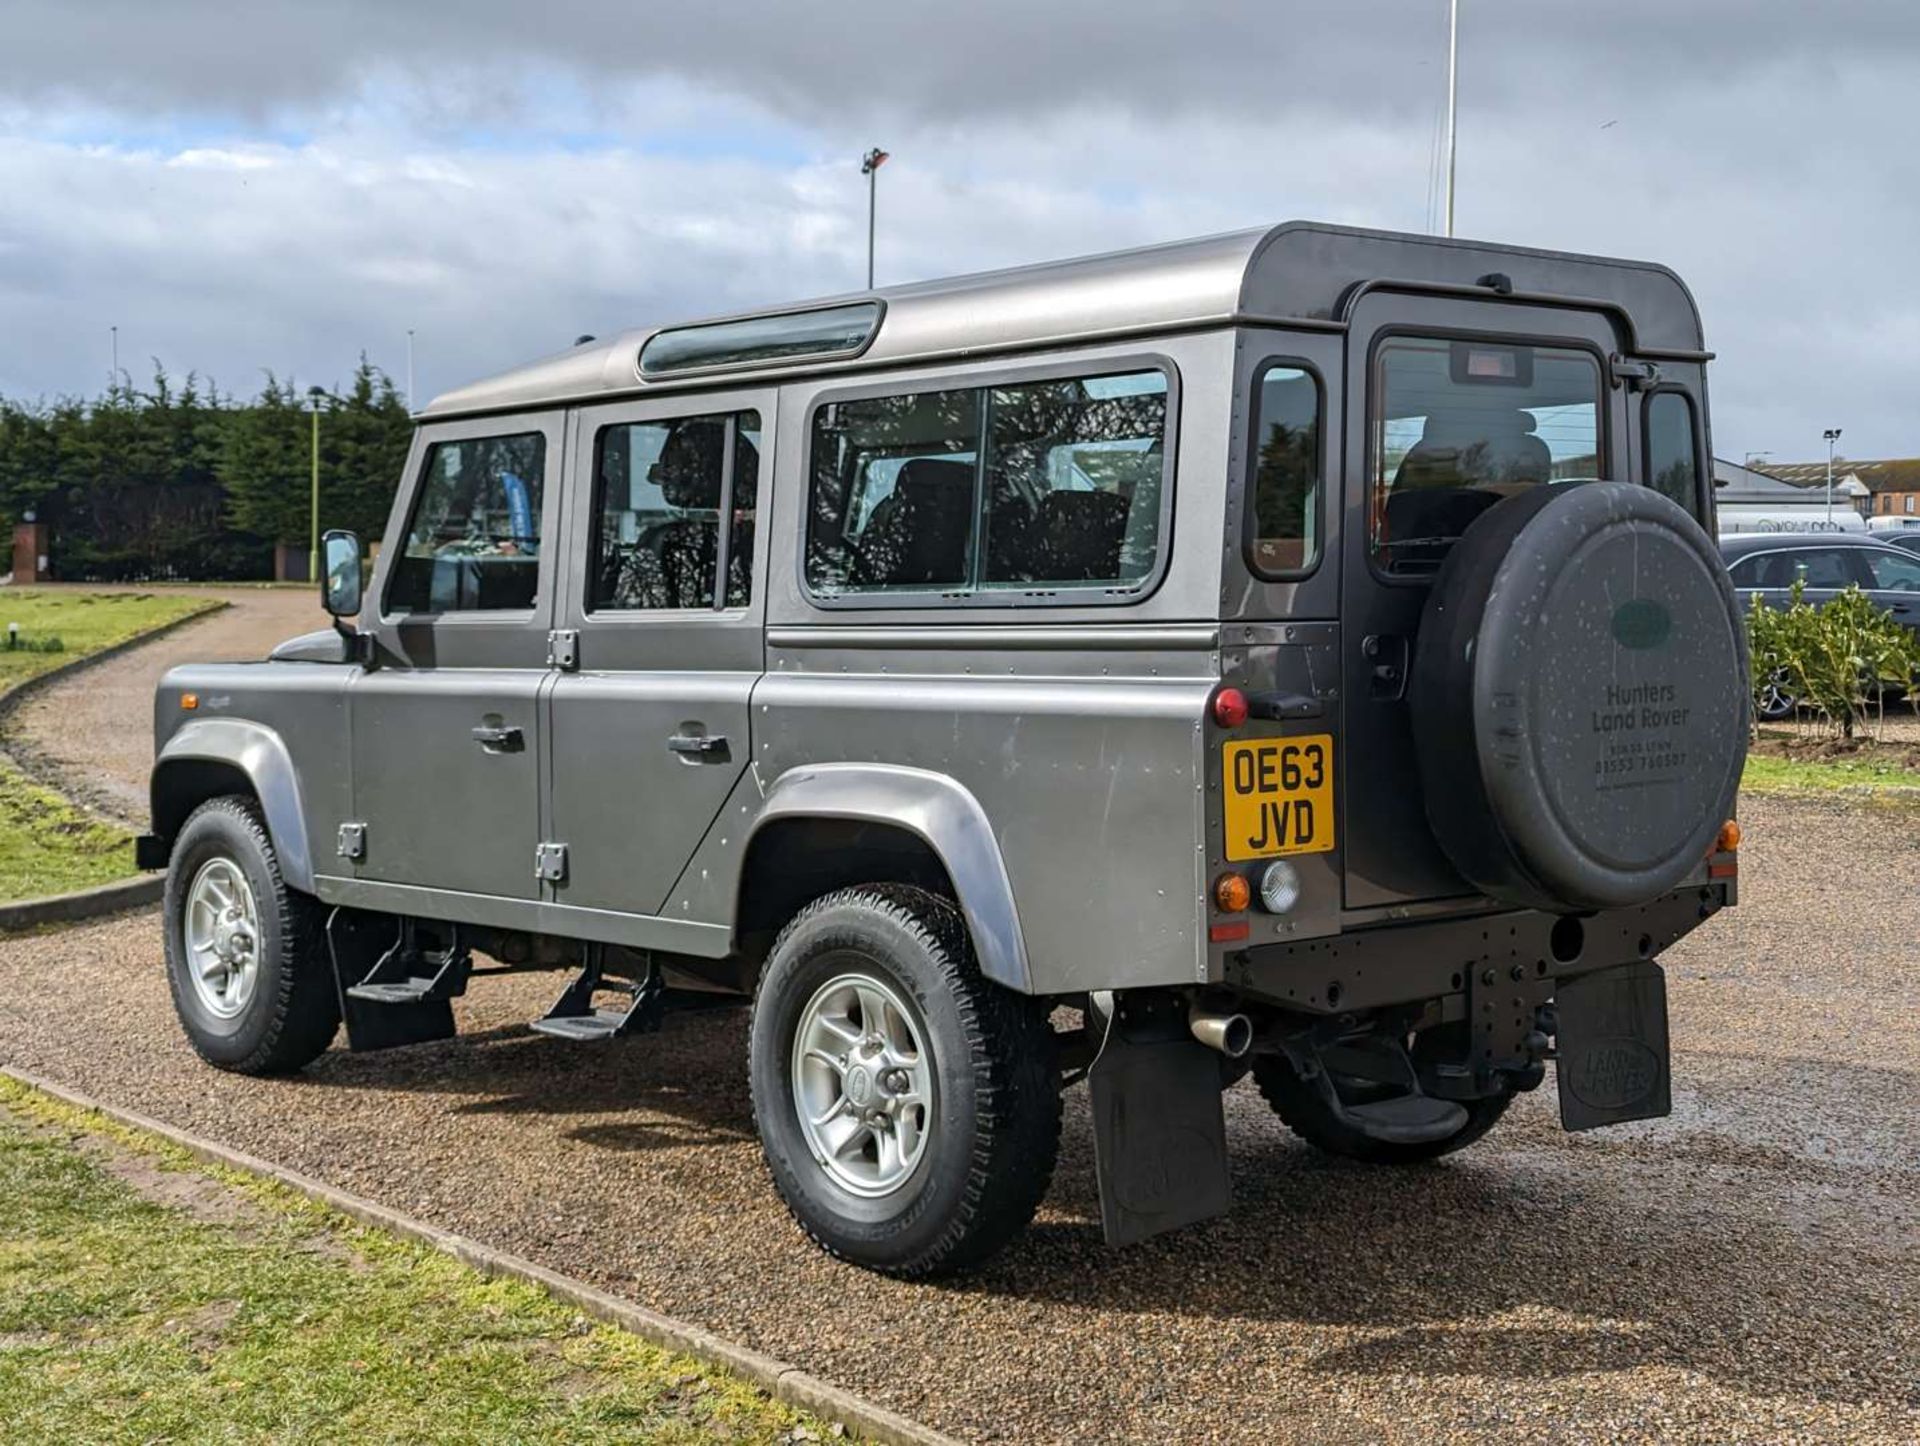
1444;0;1459;237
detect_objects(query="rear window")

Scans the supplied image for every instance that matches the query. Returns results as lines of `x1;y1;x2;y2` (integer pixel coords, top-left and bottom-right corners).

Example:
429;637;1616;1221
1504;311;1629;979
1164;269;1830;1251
806;369;1169;602
1645;390;1703;518
1247;364;1323;577
1369;337;1602;576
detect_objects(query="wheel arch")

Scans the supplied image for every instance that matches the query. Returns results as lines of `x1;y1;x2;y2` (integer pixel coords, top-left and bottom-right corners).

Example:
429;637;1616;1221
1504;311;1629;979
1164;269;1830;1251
735;764;1033;994
151;719;316;893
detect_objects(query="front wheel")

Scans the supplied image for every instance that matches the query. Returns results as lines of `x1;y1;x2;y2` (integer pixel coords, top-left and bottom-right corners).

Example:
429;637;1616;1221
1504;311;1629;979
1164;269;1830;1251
163;795;339;1075
748;885;1060;1277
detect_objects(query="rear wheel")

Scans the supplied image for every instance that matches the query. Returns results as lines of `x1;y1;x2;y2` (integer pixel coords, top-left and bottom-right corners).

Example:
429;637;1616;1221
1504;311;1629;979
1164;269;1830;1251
748;885;1059;1277
163;796;339;1075
1250;1055;1511;1164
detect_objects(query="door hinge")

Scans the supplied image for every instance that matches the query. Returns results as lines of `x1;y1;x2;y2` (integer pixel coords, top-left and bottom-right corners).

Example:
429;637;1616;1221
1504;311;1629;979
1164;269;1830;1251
337;822;367;861
547;629;579;670
1609;354;1663;391
534;841;569;883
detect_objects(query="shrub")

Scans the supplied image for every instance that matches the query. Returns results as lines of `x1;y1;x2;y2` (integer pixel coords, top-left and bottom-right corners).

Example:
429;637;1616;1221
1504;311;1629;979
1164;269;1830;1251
1747;580;1918;739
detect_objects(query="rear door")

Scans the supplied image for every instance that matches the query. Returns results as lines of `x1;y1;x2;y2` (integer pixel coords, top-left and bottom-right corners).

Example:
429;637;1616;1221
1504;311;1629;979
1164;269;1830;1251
543;390;772;918
1338;294;1631;909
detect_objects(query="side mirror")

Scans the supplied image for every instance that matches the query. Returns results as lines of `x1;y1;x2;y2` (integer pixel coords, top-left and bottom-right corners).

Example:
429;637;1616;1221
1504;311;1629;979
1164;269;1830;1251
321;529;364;618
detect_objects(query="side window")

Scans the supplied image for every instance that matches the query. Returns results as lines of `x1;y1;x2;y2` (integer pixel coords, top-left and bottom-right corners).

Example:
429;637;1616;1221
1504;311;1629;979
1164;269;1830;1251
1863;548;1920;592
1247;363;1323;576
588;411;761;612
387;432;545;614
806;369;1169;601
1786;548;1862;589
1727;554;1763;587
1644;391;1702;519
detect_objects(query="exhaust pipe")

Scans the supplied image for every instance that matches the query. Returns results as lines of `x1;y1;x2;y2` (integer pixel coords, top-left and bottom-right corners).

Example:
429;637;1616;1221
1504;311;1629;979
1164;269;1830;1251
1189;1009;1253;1058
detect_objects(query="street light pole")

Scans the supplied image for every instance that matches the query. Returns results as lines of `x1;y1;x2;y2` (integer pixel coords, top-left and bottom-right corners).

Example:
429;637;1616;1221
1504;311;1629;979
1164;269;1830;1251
1443;0;1459;237
110;325;119;390
308;387;327;582
860;148;890;289
406;329;416;412
1823;427;1842;527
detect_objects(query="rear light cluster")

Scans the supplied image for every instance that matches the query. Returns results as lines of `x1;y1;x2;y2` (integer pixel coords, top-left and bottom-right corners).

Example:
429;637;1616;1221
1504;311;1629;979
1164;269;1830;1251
1211;687;1249;729
1708;817;1741;879
1208;688;1307;944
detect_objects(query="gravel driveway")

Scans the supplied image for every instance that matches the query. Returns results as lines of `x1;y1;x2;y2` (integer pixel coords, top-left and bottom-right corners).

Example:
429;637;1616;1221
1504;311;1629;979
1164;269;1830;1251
0;602;1915;1442
2;585;325;825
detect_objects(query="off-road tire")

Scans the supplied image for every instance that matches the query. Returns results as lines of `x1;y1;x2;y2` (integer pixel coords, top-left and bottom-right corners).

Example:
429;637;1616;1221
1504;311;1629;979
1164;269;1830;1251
1250;1055;1511;1164
748;884;1060;1277
163;795;339;1075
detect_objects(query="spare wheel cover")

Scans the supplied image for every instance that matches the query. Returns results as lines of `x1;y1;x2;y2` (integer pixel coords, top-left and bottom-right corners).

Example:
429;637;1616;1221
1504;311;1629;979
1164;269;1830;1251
1409;481;1748;912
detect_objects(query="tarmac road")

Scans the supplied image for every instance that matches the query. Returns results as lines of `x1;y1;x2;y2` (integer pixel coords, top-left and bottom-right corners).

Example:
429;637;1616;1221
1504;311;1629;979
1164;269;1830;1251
0;592;1914;1443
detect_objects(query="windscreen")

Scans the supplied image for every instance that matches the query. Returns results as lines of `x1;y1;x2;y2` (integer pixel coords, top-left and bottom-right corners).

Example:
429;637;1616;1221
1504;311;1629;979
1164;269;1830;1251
1369;337;1602;575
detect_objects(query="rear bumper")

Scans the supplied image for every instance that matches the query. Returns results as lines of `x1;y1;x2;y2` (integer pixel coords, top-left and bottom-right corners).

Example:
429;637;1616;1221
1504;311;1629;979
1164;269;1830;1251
1226;883;1730;1014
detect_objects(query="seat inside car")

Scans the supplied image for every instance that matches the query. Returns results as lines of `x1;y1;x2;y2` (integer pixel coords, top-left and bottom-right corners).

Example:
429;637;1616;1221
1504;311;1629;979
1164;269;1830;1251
857;457;973;585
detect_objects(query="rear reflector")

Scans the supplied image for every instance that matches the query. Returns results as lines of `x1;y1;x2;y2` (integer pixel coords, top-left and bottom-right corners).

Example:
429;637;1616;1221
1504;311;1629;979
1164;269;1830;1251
1208;921;1251;943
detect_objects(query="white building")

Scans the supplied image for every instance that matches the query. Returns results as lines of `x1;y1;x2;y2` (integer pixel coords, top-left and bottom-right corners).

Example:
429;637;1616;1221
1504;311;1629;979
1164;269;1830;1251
1711;457;1869;534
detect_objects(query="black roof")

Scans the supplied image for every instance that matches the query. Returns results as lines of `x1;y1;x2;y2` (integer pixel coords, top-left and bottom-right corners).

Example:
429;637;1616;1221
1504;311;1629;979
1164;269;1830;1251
1718;531;1909;560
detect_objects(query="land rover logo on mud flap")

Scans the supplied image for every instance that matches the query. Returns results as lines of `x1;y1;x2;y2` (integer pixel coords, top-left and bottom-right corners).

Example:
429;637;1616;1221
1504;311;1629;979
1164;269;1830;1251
1610;598;1673;650
1565;1037;1663;1111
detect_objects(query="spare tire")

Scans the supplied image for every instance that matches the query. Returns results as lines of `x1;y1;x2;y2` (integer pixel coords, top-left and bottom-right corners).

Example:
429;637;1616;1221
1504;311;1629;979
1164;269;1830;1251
1409;481;1747;913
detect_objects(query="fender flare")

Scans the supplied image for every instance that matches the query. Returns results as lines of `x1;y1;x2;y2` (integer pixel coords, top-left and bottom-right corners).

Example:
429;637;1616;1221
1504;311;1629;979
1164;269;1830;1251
151;718;316;893
746;763;1033;994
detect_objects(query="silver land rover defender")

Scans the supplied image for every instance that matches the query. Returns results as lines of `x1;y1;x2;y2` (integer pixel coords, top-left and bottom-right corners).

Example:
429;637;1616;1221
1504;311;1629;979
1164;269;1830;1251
142;222;1748;1276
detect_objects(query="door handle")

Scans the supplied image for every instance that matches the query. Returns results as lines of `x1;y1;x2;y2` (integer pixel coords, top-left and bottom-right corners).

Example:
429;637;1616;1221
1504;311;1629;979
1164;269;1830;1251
667;732;729;758
470;723;524;753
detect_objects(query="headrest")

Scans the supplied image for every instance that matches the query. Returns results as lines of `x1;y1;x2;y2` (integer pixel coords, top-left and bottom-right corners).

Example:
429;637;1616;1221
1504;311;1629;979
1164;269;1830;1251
1418;409;1539;447
895;457;974;501
649;418;760;509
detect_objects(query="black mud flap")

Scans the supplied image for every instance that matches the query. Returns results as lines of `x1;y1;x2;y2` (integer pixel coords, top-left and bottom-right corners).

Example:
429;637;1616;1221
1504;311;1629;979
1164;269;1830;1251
1088;1033;1231;1247
326;909;456;1053
1555;959;1671;1131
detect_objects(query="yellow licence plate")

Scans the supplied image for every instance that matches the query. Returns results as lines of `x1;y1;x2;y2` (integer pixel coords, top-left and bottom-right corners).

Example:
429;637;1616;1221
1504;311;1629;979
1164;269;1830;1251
1222;735;1336;861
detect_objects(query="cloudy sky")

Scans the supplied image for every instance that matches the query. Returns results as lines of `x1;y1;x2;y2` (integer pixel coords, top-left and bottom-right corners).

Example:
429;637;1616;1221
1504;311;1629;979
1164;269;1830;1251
2;0;1915;463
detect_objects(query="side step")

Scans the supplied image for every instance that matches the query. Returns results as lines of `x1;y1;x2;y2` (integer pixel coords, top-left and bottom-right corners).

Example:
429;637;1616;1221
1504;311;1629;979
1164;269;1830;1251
345;929;472;1006
1338;1094;1469;1144
1311;1036;1469;1145
326;912;462;1053
528;945;662;1042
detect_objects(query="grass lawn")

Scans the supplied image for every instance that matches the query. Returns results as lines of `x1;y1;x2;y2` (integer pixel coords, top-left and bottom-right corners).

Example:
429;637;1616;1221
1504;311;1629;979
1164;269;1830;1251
0;760;139;899
0;1078;824;1445
0;589;218;695
0;589;220;904
1742;722;1920;799
1742;751;1920;798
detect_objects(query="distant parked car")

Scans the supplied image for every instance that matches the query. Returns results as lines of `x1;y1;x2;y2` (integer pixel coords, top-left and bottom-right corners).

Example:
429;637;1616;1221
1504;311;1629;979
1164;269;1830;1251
1720;532;1920;718
1881;531;1920;559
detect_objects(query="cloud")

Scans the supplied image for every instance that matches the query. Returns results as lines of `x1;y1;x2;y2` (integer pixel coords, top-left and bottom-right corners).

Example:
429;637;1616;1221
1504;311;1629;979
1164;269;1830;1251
0;2;1916;461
